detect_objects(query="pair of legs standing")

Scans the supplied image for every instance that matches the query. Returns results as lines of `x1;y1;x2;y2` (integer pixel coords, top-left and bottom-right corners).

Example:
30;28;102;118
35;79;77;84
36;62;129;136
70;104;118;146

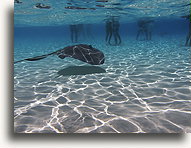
105;17;121;46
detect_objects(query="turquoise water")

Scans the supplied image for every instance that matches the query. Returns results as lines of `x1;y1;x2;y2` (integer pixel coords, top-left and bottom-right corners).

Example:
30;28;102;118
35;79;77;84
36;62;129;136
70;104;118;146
14;0;191;133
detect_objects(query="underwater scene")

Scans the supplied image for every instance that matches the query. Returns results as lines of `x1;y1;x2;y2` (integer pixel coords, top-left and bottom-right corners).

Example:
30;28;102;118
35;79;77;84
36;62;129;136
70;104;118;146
14;0;191;133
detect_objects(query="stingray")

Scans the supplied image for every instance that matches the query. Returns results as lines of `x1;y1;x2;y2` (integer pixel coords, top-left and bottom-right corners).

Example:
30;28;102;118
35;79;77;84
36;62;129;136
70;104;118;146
14;44;105;65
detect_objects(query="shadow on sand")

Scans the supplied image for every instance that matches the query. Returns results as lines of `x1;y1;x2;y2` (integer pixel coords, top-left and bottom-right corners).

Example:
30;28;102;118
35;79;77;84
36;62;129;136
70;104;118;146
57;66;106;76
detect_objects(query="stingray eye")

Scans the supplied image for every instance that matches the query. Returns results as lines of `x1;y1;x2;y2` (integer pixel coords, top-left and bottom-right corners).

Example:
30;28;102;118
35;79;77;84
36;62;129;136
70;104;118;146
89;45;92;48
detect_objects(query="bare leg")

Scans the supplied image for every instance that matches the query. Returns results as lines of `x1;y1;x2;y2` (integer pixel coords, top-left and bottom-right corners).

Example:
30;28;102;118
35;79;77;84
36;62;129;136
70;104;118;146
116;33;121;45
106;30;109;42
113;32;121;45
108;32;113;45
113;32;118;45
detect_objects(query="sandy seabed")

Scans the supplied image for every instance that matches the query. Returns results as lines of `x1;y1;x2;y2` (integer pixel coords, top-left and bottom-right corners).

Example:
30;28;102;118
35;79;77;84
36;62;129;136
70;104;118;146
14;37;191;133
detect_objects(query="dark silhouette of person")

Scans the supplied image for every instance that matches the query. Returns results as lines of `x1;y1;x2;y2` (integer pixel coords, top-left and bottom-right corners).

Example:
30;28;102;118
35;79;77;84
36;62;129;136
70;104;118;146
111;18;121;45
105;19;113;44
181;15;191;46
105;17;121;46
136;20;146;40
35;3;51;9
136;19;154;40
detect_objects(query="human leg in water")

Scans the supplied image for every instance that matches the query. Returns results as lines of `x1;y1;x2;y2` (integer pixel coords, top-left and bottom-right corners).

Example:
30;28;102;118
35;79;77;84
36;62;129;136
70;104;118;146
105;19;113;44
110;20;121;45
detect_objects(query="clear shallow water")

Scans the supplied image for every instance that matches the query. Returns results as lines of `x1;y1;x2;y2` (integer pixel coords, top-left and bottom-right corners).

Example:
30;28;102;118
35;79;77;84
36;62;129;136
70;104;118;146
14;34;191;133
14;0;191;133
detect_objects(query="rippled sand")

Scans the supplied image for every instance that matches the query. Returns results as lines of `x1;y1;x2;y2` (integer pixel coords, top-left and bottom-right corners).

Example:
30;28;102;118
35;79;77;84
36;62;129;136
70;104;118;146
14;37;191;133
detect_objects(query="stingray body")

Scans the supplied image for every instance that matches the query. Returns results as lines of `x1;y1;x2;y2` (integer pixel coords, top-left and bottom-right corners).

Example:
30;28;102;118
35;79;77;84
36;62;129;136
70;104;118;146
14;44;105;65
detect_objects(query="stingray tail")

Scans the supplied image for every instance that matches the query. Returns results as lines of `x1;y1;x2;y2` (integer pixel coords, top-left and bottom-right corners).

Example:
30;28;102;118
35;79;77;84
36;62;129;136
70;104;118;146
14;52;56;64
